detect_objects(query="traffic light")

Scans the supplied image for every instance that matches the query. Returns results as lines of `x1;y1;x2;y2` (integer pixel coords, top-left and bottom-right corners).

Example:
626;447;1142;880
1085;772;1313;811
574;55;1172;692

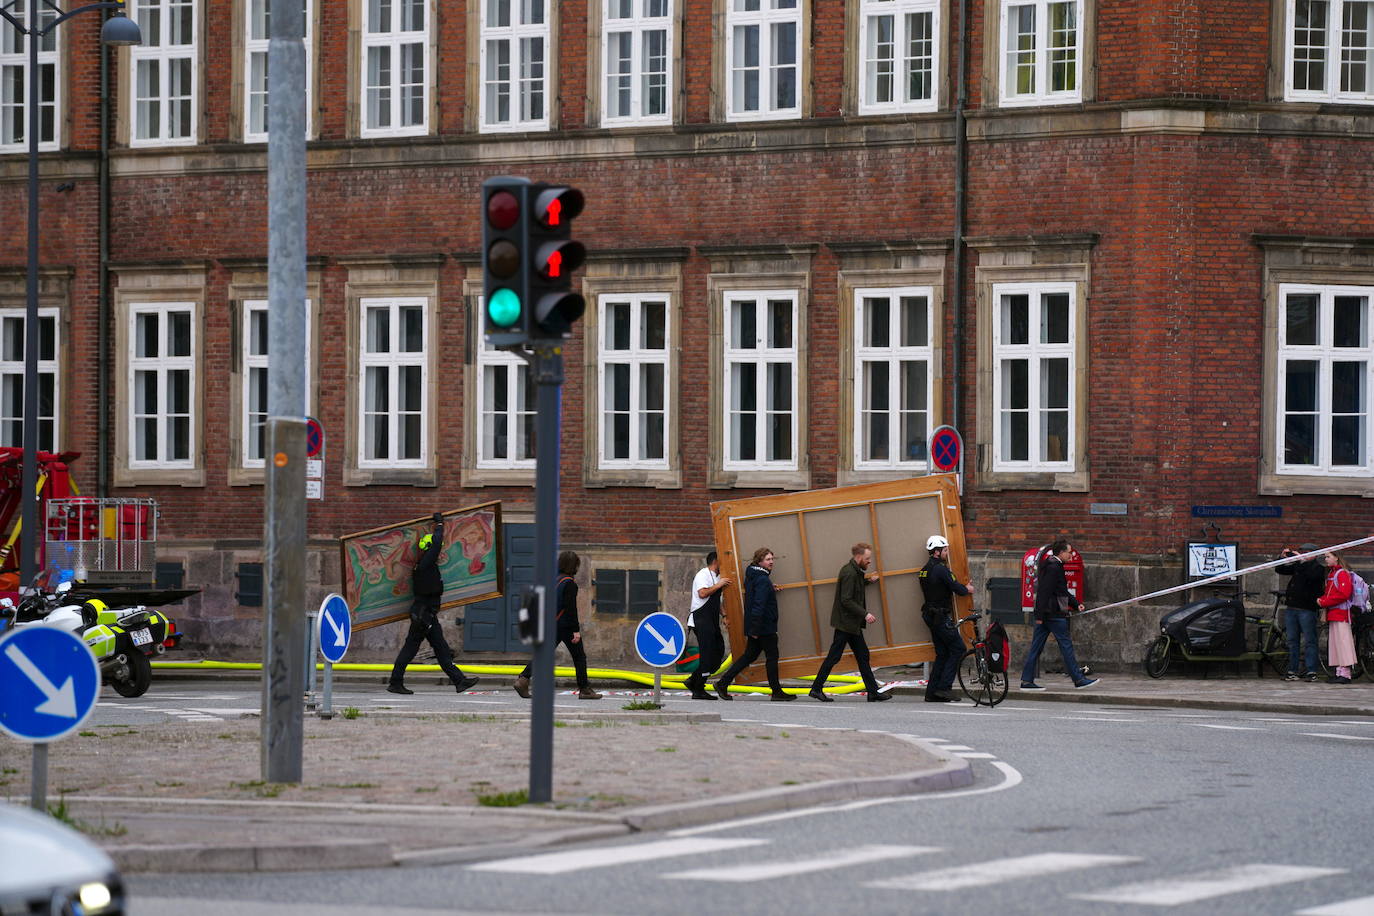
482;176;531;348
527;184;586;340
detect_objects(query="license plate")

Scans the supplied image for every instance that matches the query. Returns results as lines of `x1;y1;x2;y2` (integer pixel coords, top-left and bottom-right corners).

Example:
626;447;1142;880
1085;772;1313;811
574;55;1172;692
130;628;152;647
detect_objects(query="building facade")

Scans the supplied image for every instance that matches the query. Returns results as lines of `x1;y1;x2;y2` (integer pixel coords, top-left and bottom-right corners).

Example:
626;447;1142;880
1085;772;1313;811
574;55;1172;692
1;0;1371;669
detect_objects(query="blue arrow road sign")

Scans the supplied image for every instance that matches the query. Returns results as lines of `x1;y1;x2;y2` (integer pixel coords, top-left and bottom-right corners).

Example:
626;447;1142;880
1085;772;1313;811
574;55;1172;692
634;612;686;668
317;593;352;664
0;626;100;743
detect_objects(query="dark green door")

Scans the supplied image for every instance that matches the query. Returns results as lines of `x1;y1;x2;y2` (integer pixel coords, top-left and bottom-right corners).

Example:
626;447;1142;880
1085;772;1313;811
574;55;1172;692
462;523;534;653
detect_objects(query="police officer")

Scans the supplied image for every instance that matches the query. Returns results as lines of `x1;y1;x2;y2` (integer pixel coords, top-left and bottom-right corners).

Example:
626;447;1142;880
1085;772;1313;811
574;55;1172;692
917;534;973;703
388;513;480;695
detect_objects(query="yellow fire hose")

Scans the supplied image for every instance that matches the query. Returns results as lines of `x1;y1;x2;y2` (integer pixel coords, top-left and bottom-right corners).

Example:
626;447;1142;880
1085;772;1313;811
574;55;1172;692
149;658;873;695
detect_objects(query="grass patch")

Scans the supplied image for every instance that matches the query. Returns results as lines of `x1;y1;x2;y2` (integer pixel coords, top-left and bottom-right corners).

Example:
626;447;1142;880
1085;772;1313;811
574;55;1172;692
415;786;439;793
217;734;234;740
230;780;286;798
455;713;500;723
78;731;97;737
621;700;661;711
754;735;773;740
154;780;184;788
696;777;711;783
47;795;127;838
342;707;361;720
554;721;568;728
324;782;377;789
656;746;677;753
475;788;529;808
781;780;798;786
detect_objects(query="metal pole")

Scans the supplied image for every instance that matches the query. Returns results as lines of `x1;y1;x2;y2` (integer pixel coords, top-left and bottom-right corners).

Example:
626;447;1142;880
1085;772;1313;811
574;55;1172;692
304;610;318;709
20;15;40;590
653;671;661;707
261;0;308;783
528;345;563;804
29;743;47;811
321;660;334;719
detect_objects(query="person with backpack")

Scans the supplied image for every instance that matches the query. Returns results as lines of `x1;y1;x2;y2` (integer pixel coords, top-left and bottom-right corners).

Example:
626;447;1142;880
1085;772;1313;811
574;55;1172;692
1020;539;1098;691
1276;542;1326;682
513;551;602;700
1317;550;1358;684
808;542;892;703
388;513;480;696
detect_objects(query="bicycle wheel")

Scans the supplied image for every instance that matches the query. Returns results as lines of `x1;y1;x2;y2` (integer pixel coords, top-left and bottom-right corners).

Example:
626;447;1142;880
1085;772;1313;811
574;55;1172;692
1317;623;1332;677
1261;626;1290;677
957;648;989;706
1143;635;1171;678
985;659;1010;706
1358;628;1374;681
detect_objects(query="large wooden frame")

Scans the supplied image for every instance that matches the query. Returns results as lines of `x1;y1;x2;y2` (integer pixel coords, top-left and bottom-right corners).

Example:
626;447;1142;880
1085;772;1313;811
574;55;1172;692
710;475;971;683
340;502;504;631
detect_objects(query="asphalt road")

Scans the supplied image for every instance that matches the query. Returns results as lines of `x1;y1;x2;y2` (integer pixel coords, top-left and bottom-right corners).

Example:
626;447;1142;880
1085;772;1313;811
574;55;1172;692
120;683;1374;916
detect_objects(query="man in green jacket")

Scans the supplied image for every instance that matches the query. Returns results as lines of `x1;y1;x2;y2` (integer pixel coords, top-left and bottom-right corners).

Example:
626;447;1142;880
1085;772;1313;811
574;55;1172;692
808;542;892;703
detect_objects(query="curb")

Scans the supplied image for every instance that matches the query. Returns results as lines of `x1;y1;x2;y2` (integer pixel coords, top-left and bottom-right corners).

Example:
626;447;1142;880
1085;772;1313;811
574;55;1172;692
109;840;395;873
996;688;1374;717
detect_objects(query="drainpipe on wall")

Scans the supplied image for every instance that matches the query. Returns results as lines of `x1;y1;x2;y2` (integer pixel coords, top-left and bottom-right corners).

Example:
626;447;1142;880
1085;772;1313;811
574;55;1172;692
97;21;111;497
950;0;969;436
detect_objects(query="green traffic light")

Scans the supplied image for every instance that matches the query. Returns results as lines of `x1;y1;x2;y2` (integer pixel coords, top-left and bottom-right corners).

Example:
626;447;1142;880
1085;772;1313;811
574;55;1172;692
488;288;522;328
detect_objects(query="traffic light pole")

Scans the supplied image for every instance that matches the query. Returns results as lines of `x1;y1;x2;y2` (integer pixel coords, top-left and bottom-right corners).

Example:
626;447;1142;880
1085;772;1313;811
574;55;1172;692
528;344;564;804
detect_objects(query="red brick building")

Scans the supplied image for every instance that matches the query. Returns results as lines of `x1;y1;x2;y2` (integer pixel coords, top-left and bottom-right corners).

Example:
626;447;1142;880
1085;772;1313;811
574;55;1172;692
1;0;1371;669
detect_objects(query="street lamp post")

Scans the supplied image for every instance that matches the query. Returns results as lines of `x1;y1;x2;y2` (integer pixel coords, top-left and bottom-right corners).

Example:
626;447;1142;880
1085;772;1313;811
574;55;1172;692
0;1;139;588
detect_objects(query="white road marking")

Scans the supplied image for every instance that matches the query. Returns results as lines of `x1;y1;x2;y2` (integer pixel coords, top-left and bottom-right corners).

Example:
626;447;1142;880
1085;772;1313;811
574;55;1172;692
933;744;973;751
1164;713;1215;718
1052;716;1143;722
1193;723;1263;731
869;852;1139;891
1073;864;1344;906
1299;732;1374;741
664;844;937;882
953;752;995;759
469;837;767;875
1297;894;1374;915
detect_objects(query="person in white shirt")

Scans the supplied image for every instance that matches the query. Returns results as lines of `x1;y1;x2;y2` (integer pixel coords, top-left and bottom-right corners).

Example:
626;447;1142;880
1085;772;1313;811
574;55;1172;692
685;551;731;700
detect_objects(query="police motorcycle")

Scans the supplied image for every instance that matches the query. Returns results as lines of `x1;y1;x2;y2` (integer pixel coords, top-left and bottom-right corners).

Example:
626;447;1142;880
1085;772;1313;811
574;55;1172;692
0;574;180;698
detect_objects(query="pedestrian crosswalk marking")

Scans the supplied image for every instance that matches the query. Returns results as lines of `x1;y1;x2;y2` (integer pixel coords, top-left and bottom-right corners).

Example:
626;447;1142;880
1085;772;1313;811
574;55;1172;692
469;837;767;875
663;844;938;883
953;752;995;758
867;852;1139;891
1296;894;1374;915
1073;864;1344;906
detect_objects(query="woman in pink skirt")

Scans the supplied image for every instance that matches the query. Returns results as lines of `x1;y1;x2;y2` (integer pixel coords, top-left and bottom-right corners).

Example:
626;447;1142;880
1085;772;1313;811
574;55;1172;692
1317;551;1357;684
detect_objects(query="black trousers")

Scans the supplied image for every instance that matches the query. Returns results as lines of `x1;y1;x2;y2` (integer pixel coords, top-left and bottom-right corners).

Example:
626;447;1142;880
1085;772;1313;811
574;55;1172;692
520;630;591;689
390;600;465;686
716;633;782;692
686;608;725;692
926;612;965;692
813;629;879;692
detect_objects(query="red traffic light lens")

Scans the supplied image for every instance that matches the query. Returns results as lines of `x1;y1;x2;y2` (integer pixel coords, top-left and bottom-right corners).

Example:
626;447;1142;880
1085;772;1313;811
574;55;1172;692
487;190;520;230
532;187;585;228
535;240;586;279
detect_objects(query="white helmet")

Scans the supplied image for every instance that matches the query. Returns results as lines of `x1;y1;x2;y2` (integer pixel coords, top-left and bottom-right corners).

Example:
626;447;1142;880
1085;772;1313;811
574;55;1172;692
926;535;949;551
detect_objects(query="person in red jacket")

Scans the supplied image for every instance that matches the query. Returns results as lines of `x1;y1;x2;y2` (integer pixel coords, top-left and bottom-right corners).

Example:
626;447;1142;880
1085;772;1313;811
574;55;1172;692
1317;550;1357;684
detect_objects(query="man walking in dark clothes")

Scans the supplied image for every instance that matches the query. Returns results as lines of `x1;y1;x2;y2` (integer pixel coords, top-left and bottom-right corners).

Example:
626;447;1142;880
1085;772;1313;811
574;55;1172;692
1020;539;1098;690
513;551;602;700
809;542;892;703
715;547;795;701
918;534;973;703
685;551;730;700
388;513;480;695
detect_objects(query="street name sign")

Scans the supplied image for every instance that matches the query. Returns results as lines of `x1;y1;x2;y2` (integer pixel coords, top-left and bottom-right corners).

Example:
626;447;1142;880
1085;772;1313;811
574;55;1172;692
634;612;686;668
0;626;100;743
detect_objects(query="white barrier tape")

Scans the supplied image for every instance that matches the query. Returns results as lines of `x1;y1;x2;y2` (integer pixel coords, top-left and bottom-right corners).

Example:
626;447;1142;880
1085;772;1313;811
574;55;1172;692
1079;533;1374;618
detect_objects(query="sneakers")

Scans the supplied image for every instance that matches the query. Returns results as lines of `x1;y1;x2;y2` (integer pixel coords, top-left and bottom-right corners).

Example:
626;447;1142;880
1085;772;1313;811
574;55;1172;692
454;676;480;694
1284;671;1299;682
808;687;834;703
385;683;413;695
1074;677;1100;690
1301;671;1318;682
715;683;734;701
512;675;531;699
770;691;796;702
1020;682;1046;690
1326;675;1352;684
867;691;893;703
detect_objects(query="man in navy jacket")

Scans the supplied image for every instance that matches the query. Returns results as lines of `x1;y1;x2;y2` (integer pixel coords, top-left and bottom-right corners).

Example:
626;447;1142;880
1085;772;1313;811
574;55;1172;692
714;547;794;701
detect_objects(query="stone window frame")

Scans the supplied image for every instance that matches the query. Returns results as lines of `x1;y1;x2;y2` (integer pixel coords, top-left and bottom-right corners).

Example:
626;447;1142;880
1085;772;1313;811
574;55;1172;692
832;240;949;487
580;251;686;489
111;265;206;488
1273;0;1374;104
348;0;437;139
702;244;815;490
458;274;537;487
587;0;681;127
233;0;318;143
126;0;202;147
714;0;812;123
981;0;1095;110
472;0;555;133
971;235;1094;493
850;0;944;116
0;4;59;152
224;266;321;486
0;268;70;453
340;256;441;487
1258;235;1374;497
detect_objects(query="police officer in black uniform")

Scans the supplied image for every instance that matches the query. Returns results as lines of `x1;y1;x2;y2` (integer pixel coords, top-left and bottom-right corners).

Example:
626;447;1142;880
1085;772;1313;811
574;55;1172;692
917;534;973;703
387;512;480;695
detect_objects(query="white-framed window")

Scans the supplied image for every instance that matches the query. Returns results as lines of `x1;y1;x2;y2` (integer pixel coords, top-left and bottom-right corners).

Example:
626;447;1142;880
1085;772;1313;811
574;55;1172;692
358;297;426;467
362;0;428;137
1277;284;1373;476
130;0;197;146
853;287;933;469
240;299;313;468
480;0;549;132
723;290;798;468
0;308;58;452
475;334;535;469
726;0;801;121
858;0;938;114
1287;0;1374;102
603;0;672;126
0;2;58;153
1000;0;1081;107
992;283;1075;471
599;294;669;468
129;302;195;467
244;0;312;142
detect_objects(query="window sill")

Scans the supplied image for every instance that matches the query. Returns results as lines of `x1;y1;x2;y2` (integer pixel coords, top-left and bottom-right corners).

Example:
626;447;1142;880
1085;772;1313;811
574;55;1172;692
114;466;205;488
709;467;810;490
976;468;1088;492
462;466;535;488
343;466;437;487
1259;472;1374;497
584;467;682;489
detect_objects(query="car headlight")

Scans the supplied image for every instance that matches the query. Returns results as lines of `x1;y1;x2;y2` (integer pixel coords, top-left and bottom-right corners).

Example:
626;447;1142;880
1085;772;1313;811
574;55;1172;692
79;881;113;910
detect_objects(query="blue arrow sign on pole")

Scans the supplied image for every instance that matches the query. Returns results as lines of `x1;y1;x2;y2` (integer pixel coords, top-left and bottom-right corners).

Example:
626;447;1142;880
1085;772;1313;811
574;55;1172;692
0;626;100;743
634;611;686;668
317;593;352;664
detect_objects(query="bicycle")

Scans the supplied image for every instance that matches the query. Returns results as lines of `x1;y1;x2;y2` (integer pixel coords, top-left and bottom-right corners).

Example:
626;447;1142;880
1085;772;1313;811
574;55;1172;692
956;612;1009;707
1142;589;1289;678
